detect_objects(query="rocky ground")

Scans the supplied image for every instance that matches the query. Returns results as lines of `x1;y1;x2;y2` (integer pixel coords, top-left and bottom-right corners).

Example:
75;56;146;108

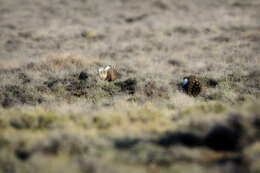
0;0;260;172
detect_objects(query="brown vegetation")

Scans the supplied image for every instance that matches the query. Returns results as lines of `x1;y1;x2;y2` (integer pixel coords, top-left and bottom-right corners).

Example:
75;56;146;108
0;0;260;172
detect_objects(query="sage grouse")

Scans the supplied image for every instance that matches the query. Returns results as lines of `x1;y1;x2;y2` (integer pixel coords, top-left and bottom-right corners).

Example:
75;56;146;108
182;75;204;97
98;65;121;81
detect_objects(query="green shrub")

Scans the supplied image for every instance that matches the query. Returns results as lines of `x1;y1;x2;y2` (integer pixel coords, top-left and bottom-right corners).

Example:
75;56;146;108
10;112;60;130
181;101;227;115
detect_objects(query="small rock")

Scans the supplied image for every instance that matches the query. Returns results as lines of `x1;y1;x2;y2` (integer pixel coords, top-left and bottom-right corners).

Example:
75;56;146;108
15;149;31;161
115;78;136;94
206;78;218;88
79;72;89;80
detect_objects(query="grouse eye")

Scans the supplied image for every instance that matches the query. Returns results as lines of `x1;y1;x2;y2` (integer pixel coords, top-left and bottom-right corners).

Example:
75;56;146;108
183;78;188;86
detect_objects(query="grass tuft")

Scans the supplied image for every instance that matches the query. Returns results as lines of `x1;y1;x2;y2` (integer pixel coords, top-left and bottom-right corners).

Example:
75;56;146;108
181;101;227;116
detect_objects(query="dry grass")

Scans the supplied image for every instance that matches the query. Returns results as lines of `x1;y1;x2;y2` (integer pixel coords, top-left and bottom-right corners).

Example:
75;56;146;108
0;99;259;172
0;0;260;172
